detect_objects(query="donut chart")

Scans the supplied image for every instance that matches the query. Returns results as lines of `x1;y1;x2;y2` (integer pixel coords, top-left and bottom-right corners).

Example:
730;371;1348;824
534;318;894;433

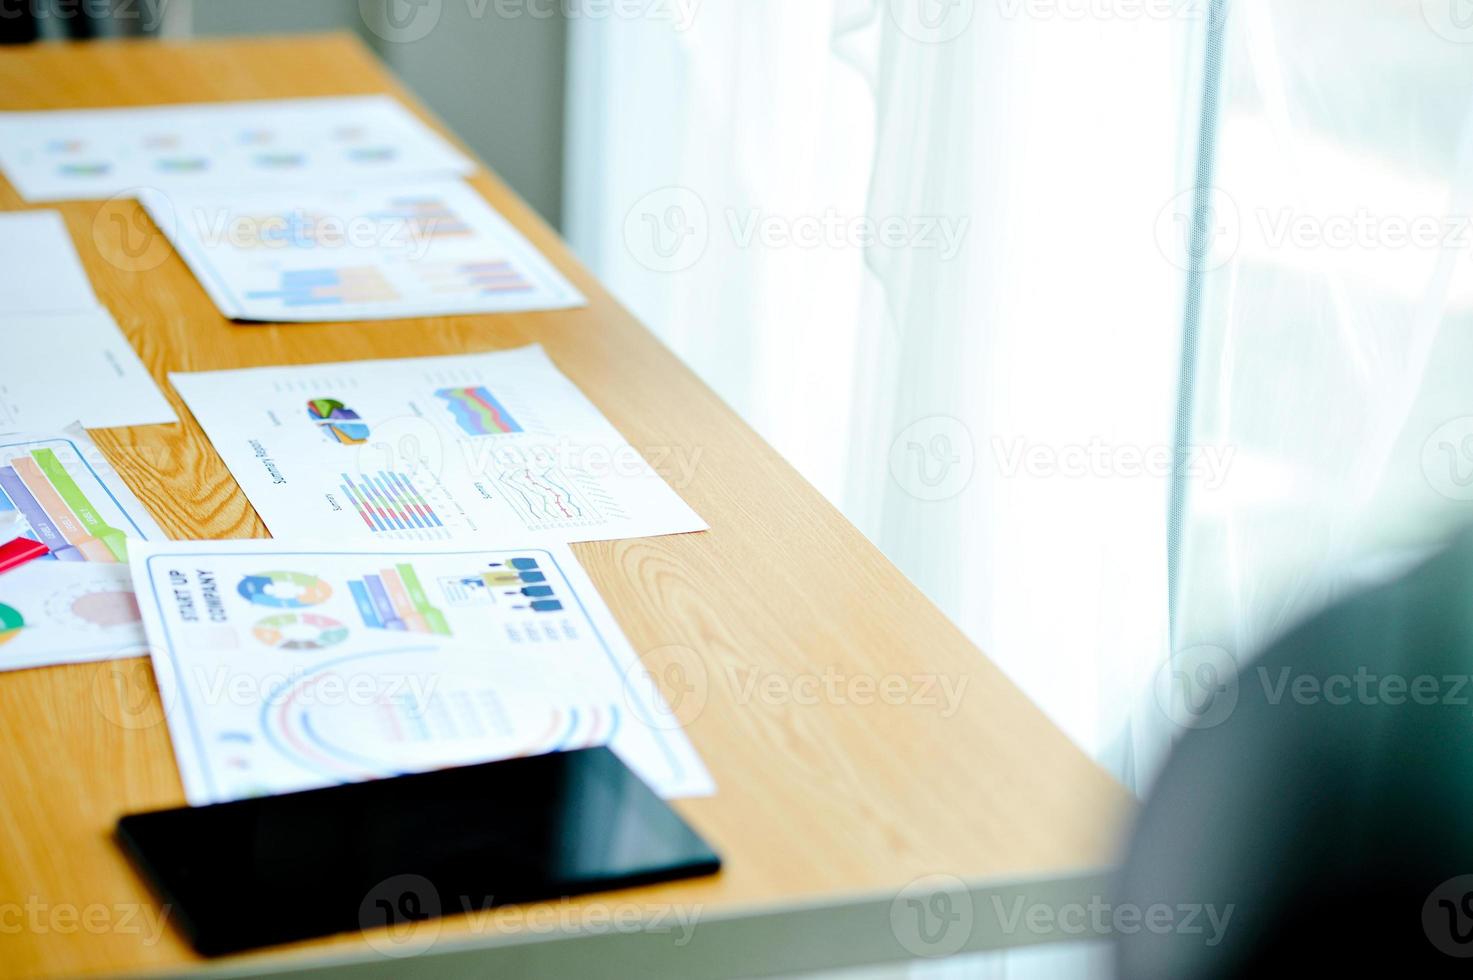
0;603;23;647
237;571;332;609
252;612;348;651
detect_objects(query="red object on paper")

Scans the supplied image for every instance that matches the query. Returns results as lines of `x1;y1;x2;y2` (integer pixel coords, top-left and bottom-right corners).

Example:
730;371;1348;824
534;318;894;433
0;536;49;574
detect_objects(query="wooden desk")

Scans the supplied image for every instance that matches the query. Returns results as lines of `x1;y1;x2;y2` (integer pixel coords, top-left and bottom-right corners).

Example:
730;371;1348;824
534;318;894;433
0;34;1132;979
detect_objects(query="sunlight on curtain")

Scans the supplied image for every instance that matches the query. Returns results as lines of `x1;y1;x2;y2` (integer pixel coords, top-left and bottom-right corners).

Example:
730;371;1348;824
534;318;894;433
567;0;1198;786
1175;0;1473;675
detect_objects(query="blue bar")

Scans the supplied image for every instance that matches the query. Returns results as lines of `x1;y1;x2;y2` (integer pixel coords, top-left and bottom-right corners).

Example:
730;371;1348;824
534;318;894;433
340;479;386;531
349;580;382;627
373;475;422;528
396;473;444;528
359;480;406;530
364;575;405;630
282;269;341;285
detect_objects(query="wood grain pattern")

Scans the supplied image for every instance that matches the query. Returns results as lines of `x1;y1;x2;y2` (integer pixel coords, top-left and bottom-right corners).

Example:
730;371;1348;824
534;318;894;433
0;34;1132;978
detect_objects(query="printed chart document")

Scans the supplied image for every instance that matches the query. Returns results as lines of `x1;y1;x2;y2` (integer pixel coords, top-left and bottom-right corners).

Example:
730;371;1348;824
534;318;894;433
169;346;707;544
140;179;583;321
0;426;166;563
0;95;472;202
129;539;714;804
0;562;147;673
0;210;100;313
0;309;177;431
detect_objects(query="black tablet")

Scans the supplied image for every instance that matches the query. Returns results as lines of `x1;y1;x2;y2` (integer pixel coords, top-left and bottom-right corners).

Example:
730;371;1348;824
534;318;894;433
116;748;720;956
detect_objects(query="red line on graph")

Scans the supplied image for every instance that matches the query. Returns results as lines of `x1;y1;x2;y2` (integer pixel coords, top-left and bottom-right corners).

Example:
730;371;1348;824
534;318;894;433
522;470;574;518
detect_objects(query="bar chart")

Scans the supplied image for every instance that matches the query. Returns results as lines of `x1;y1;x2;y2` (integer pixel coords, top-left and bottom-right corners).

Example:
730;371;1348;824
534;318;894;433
0;447;129;562
347;563;451;635
244;266;399;308
338;470;448;537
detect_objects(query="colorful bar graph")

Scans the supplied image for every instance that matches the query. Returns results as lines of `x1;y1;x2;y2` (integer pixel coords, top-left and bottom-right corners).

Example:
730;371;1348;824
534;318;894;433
32;449;128;561
0;449;127;563
338;472;445;535
246;266;399;308
348;563;451;635
415;260;532;296
365;197;473;241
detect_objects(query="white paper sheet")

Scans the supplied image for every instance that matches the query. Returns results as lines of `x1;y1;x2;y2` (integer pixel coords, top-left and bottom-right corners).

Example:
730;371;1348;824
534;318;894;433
0;96;472;202
0;562;147;673
0;210;100;313
0;209;176;430
139;179;584;321
0;309;177;431
128;539;714;803
169;346;707;544
0;426;166;568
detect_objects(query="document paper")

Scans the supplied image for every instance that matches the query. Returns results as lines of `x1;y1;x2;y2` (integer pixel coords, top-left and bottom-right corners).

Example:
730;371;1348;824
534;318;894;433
0;210;100;313
0;427;162;671
169;346;707;545
0;96;472;202
0;562;147;673
129;539;714;803
0;211;177;431
139;179;583;321
0;427;166;563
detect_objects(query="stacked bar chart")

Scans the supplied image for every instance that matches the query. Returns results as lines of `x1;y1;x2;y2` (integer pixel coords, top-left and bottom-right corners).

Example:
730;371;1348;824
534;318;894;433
346;563;451;635
338;471;447;536
244;266;399;308
365;196;473;241
0;448;128;562
415;259;532;296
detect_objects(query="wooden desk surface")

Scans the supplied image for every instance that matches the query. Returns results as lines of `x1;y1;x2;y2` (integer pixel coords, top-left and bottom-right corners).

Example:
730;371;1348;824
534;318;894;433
0;34;1131;979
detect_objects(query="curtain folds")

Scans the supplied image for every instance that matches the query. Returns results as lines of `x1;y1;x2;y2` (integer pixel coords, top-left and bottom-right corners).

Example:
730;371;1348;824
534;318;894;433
566;1;1198;791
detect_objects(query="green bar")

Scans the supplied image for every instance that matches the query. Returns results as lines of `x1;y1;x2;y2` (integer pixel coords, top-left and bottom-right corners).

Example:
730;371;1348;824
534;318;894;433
33;448;129;561
423;608;452;636
397;563;451;636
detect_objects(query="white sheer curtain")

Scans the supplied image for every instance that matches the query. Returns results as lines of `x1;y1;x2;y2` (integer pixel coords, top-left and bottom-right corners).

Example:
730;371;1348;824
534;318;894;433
566;0;1198;786
564;1;1473;973
1175;0;1473;675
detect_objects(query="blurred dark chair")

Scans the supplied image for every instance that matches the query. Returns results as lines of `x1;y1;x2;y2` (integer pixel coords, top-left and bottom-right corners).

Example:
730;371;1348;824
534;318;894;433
0;7;38;43
1;0;154;44
1117;530;1473;976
